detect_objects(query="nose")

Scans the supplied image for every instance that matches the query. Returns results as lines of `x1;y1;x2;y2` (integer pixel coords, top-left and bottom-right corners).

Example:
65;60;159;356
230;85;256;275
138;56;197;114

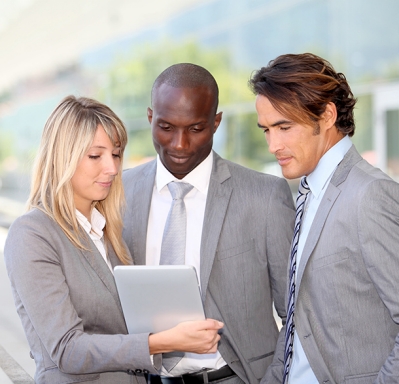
266;130;284;155
104;154;119;176
172;129;189;150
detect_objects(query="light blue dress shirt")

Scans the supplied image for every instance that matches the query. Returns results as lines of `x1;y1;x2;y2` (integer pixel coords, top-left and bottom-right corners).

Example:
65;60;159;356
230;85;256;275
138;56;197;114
288;135;352;383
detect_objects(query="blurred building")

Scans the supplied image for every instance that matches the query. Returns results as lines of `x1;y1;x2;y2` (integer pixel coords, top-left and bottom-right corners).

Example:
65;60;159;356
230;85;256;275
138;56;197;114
1;0;399;199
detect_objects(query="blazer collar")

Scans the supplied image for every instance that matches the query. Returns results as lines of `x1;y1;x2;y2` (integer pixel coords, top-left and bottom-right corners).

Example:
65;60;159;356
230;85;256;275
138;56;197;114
130;160;156;265
295;145;362;292
330;145;363;187
200;151;232;302
79;232;123;312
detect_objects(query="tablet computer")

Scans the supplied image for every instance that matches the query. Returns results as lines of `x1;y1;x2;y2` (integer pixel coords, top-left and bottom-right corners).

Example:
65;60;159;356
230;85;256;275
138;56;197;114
114;265;205;334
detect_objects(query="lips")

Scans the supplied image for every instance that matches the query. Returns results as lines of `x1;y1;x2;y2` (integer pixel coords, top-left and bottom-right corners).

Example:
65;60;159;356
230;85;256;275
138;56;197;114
276;156;292;166
97;181;113;188
168;154;191;164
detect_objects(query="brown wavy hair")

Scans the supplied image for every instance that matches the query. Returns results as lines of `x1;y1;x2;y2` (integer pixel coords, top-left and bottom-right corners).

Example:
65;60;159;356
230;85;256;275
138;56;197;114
249;53;356;136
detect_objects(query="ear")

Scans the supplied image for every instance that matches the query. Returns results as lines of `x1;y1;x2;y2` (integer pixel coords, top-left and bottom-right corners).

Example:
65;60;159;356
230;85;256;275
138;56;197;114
147;107;153;124
213;111;223;133
322;102;337;130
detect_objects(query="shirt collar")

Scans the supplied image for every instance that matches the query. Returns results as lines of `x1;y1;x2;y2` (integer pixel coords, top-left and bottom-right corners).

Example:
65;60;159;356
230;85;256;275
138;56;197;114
76;207;106;239
155;151;213;194
307;135;352;198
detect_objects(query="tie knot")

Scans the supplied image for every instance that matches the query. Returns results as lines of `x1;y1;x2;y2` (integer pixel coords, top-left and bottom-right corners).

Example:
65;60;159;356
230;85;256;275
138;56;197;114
298;177;310;196
296;177;310;209
168;181;194;200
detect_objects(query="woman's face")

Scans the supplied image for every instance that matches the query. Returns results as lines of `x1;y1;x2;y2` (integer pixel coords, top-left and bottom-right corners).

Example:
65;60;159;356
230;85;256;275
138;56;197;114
71;125;121;218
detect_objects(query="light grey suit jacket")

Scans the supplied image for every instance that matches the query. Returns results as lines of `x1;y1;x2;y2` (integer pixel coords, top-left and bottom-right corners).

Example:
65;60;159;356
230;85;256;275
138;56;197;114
4;208;160;384
122;151;295;384
264;145;399;384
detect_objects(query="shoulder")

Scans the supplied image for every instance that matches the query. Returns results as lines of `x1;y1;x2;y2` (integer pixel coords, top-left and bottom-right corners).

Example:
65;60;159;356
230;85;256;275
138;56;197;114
4;208;63;266
217;156;289;189
8;208;53;234
337;159;399;210
122;159;156;185
6;208;65;249
349;159;397;190
213;156;293;210
334;145;393;189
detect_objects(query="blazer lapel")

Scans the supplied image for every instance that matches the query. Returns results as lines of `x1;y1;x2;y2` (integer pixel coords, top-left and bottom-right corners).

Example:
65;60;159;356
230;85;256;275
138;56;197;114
200;152;232;302
295;145;363;293
130;161;156;265
79;234;123;311
296;184;341;290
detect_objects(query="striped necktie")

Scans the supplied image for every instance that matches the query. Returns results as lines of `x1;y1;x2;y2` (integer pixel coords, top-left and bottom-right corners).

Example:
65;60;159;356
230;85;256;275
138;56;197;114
283;177;311;383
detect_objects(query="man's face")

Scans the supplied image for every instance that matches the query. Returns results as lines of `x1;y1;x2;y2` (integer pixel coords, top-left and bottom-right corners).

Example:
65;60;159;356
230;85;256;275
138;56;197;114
148;83;222;179
256;95;330;179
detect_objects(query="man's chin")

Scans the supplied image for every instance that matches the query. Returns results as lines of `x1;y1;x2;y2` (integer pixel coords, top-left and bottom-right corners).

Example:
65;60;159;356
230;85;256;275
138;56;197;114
281;167;301;180
164;163;192;179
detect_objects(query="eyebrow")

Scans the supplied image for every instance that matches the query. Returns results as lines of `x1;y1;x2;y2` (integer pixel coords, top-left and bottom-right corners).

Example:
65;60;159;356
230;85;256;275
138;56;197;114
158;117;206;127
89;145;121;150
257;119;293;129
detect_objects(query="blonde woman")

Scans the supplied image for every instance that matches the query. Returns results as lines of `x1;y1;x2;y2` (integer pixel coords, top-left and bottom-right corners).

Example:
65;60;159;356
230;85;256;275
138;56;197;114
4;96;222;384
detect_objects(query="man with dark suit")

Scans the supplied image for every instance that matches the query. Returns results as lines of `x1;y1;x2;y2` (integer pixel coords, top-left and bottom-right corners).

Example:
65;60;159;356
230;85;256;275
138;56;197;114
122;63;295;384
250;53;399;384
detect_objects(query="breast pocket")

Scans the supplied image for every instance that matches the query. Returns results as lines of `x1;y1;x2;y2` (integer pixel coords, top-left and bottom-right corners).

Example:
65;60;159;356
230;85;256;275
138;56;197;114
217;239;255;260
344;372;378;384
311;249;349;270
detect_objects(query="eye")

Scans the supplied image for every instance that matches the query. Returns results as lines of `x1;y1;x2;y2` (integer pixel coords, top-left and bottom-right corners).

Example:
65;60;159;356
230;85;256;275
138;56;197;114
190;126;203;133
112;153;121;158
262;128;269;134
159;124;171;130
88;155;100;159
280;126;291;131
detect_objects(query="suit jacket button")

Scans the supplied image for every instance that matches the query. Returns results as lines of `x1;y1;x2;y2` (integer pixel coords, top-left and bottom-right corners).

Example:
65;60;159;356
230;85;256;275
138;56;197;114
127;369;134;375
143;370;149;374
135;369;143;373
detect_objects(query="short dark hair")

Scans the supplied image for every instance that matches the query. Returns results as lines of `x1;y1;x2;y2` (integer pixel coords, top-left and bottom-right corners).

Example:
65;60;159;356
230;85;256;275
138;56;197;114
152;63;219;113
249;53;356;136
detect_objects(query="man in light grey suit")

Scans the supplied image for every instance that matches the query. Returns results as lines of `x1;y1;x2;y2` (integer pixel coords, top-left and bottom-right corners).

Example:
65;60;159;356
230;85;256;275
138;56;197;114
250;53;399;384
122;63;295;384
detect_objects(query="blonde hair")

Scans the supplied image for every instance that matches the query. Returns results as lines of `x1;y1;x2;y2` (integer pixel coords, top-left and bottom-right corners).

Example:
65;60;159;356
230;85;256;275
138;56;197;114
28;95;131;264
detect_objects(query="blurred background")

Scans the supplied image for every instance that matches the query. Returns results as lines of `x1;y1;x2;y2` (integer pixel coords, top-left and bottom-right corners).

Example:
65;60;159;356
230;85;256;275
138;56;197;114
0;0;399;379
1;0;399;208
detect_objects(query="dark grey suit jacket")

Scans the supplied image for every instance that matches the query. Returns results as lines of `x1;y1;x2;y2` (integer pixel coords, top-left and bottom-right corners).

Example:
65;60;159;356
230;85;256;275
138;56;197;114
4;208;160;384
122;152;295;384
264;145;399;384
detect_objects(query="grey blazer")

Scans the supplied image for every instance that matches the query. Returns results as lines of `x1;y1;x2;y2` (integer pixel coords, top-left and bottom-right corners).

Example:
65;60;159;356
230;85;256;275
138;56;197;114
264;145;399;384
4;208;160;384
122;151;295;384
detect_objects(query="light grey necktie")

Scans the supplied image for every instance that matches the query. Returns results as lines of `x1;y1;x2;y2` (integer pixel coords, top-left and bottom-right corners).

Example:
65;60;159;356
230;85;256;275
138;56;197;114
160;181;193;266
160;181;193;372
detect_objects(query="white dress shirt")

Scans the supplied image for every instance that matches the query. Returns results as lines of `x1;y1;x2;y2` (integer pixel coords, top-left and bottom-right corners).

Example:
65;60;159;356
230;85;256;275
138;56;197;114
288;135;352;383
146;151;227;376
76;208;113;273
